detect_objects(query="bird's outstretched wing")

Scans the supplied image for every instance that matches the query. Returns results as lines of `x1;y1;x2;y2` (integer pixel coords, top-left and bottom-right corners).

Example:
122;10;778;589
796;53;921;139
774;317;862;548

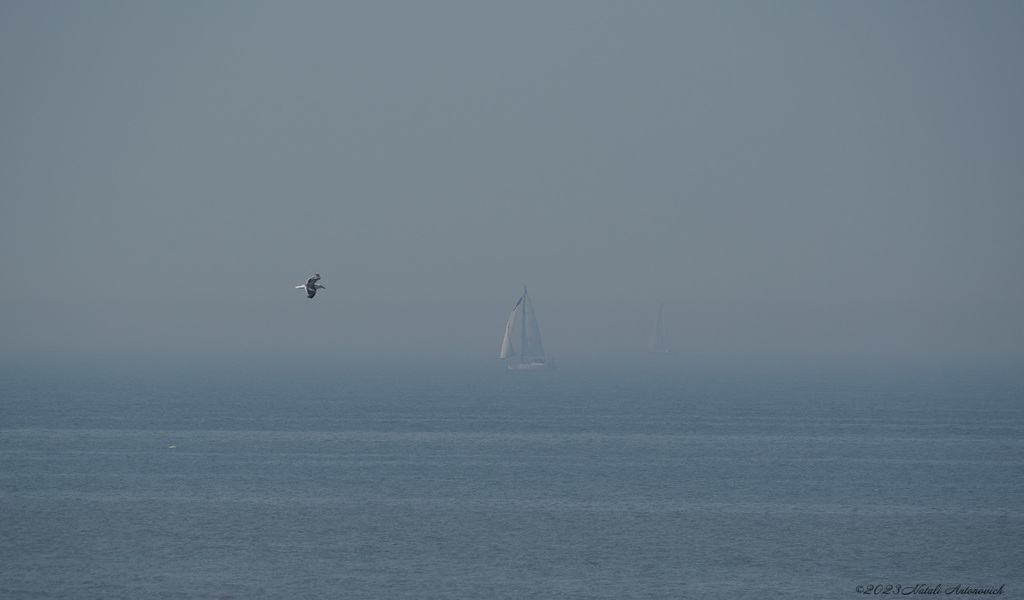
306;273;321;286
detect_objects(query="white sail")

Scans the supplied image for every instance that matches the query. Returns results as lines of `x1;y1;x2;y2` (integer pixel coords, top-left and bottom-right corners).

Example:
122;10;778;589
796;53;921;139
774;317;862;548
647;302;672;354
519;291;546;359
500;287;553;370
499;298;520;359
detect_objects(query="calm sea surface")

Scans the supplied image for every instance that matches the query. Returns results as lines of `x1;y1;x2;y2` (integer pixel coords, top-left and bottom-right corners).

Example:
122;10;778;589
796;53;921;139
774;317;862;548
2;358;1022;599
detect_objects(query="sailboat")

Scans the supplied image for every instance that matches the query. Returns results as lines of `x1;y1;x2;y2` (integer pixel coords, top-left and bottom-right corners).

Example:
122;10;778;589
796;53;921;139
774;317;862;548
500;287;554;370
647;303;673;354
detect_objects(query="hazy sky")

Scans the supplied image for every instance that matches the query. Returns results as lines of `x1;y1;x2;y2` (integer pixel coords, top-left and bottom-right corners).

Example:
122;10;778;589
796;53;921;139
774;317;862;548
3;1;1023;364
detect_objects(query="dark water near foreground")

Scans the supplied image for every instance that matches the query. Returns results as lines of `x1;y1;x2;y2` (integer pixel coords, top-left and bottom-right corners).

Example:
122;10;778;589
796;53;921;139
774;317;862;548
2;358;1022;599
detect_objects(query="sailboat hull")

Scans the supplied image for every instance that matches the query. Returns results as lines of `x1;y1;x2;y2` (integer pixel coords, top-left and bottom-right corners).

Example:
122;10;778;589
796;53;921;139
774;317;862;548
508;360;554;371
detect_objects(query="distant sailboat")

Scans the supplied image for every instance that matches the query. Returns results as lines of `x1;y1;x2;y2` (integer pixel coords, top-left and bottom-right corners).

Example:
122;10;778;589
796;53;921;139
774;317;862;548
500;287;554;370
647;303;673;354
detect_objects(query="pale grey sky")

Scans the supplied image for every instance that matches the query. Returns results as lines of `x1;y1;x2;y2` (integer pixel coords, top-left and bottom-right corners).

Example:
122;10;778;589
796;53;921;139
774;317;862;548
2;1;1022;364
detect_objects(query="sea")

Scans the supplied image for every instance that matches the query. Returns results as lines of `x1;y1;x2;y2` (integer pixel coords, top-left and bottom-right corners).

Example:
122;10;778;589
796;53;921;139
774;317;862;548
1;356;1022;599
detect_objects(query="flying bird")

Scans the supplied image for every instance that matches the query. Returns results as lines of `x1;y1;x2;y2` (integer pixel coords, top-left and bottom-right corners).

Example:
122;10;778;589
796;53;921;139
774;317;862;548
297;273;325;298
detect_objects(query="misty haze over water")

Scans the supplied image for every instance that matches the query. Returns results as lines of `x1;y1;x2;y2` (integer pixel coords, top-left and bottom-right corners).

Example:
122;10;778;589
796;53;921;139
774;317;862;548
2;2;1022;367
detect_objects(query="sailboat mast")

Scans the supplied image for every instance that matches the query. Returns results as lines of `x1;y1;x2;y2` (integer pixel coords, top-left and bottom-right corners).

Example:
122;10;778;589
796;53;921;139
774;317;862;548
519;287;527;364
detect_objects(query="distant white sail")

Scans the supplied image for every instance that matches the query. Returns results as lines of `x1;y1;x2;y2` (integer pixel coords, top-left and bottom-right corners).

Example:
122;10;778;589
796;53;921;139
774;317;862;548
499;297;521;360
520;292;546;358
647;302;672;354
500;287;553;370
